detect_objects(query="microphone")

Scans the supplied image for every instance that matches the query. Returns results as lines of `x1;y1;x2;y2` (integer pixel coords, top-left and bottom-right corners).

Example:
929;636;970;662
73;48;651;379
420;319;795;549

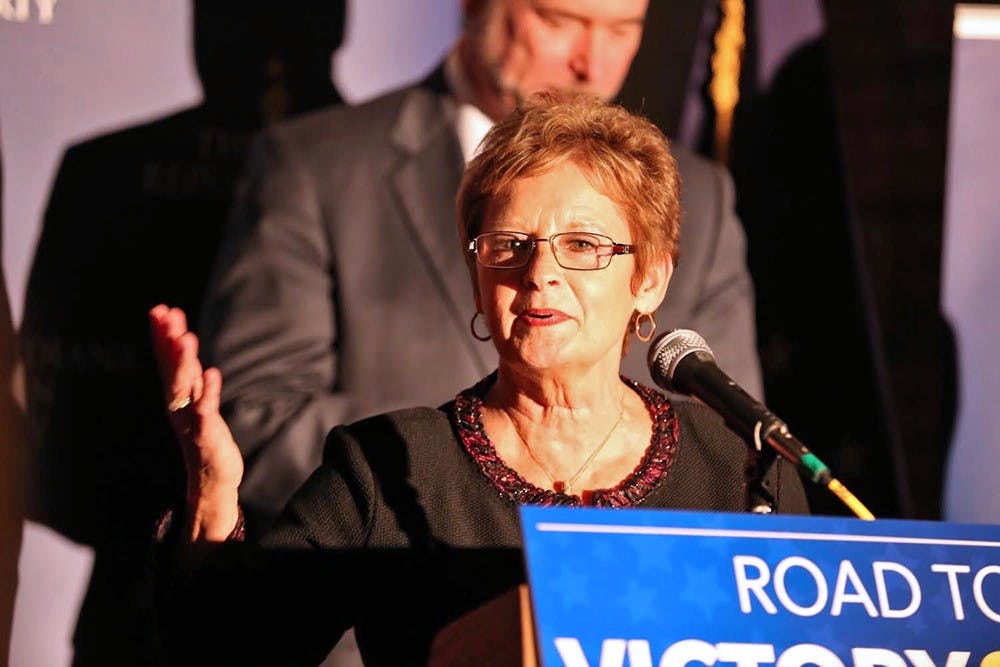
647;329;874;519
647;329;826;482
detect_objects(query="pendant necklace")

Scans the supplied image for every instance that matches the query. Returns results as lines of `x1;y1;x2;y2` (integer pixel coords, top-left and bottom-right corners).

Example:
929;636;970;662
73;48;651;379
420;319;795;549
507;401;626;495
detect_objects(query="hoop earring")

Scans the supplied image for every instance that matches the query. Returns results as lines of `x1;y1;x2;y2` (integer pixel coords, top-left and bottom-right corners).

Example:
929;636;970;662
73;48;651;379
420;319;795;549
635;312;656;343
470;311;491;341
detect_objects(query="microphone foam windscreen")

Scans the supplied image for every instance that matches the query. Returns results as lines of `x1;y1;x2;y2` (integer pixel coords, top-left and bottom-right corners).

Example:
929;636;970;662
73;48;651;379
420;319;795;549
647;329;714;392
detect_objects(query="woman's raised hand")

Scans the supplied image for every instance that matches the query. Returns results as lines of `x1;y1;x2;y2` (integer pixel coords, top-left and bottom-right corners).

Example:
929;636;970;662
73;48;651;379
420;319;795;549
149;305;244;541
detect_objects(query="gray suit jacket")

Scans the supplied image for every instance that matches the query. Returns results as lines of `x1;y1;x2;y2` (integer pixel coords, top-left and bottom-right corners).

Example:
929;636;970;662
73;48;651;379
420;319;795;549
201;73;762;526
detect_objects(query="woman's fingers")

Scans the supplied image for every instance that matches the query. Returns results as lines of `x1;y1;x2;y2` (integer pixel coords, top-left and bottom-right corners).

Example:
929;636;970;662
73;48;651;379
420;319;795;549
199;367;223;415
163;306;188;341
149;305;204;411
149;305;174;381
150;306;183;380
172;332;204;406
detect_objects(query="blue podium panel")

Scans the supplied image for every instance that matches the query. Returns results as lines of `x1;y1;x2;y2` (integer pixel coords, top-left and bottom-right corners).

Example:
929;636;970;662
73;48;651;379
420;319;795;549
520;506;1000;667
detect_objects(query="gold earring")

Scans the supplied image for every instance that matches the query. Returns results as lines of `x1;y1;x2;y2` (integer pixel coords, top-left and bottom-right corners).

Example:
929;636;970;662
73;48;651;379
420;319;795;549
635;312;656;342
470;311;491;341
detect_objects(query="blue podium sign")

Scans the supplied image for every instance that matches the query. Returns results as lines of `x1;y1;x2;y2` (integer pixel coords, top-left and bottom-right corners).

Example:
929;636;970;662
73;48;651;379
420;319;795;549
520;506;1000;667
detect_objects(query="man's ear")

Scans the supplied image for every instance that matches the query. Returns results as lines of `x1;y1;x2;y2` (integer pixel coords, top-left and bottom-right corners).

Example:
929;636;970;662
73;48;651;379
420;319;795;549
635;257;672;315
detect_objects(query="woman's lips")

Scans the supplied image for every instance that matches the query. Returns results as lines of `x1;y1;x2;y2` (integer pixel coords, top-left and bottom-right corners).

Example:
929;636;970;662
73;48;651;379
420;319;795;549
516;309;570;327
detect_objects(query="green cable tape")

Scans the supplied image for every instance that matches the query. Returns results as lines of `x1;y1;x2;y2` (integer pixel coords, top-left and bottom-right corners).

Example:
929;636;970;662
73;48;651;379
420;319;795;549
800;453;830;483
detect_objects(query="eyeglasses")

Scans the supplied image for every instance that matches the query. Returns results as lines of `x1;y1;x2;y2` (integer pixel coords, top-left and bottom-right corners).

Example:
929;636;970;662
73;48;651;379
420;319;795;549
467;231;635;271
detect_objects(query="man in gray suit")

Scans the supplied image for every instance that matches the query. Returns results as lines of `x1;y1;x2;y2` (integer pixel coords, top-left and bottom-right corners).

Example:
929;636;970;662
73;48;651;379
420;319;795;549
202;0;762;533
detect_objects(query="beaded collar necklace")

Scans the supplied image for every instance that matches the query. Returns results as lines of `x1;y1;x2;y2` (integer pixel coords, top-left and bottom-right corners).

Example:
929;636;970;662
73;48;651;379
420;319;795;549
453;373;681;507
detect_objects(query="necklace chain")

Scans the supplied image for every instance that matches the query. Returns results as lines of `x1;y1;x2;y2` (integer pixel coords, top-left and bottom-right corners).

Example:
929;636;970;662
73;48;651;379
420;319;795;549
506;401;626;495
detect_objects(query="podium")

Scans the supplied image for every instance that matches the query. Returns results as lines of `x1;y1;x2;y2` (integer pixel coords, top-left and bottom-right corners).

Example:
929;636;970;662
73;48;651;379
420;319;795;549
429;585;538;667
435;507;1000;666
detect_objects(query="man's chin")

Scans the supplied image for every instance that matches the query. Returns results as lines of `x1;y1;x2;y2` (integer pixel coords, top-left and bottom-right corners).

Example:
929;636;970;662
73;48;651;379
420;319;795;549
515;84;616;104
493;78;618;114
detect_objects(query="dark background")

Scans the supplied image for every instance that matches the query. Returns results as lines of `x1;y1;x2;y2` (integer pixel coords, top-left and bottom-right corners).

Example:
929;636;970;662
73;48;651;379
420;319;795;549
622;0;957;520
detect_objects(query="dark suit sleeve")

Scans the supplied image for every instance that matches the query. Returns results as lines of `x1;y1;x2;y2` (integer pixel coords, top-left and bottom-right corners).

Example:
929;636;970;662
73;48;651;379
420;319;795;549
200;128;351;530
688;162;764;400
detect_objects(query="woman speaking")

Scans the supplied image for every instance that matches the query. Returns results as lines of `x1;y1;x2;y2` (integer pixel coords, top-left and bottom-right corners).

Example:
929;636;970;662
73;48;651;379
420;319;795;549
150;92;807;664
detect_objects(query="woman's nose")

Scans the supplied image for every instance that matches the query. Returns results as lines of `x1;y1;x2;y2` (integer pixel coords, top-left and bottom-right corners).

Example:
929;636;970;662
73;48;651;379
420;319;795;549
521;240;562;288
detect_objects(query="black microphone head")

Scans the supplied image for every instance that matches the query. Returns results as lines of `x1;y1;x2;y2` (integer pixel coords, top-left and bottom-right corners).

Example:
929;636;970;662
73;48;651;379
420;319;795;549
647;329;715;393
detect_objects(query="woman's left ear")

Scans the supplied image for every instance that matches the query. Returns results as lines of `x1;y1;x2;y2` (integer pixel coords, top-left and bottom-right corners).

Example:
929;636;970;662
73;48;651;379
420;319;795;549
635;258;673;314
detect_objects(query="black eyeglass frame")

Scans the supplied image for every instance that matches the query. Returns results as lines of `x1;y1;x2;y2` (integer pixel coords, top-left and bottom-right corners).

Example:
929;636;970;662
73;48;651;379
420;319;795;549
467;231;636;271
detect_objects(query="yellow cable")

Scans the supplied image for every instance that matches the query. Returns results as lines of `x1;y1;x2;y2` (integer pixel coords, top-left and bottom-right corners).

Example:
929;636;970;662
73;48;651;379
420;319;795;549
827;478;876;520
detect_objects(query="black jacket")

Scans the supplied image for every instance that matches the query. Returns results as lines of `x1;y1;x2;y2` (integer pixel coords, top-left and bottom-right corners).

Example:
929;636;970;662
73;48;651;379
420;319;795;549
159;391;807;666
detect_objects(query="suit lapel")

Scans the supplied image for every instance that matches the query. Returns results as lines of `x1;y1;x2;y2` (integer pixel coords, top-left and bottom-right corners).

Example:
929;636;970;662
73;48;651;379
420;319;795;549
389;82;494;373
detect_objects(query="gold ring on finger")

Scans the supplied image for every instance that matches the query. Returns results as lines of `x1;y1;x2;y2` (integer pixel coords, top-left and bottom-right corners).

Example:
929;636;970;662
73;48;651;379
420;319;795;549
168;396;193;413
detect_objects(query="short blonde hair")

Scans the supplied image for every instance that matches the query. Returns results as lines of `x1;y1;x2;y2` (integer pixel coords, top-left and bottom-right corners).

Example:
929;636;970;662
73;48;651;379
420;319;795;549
457;92;681;294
